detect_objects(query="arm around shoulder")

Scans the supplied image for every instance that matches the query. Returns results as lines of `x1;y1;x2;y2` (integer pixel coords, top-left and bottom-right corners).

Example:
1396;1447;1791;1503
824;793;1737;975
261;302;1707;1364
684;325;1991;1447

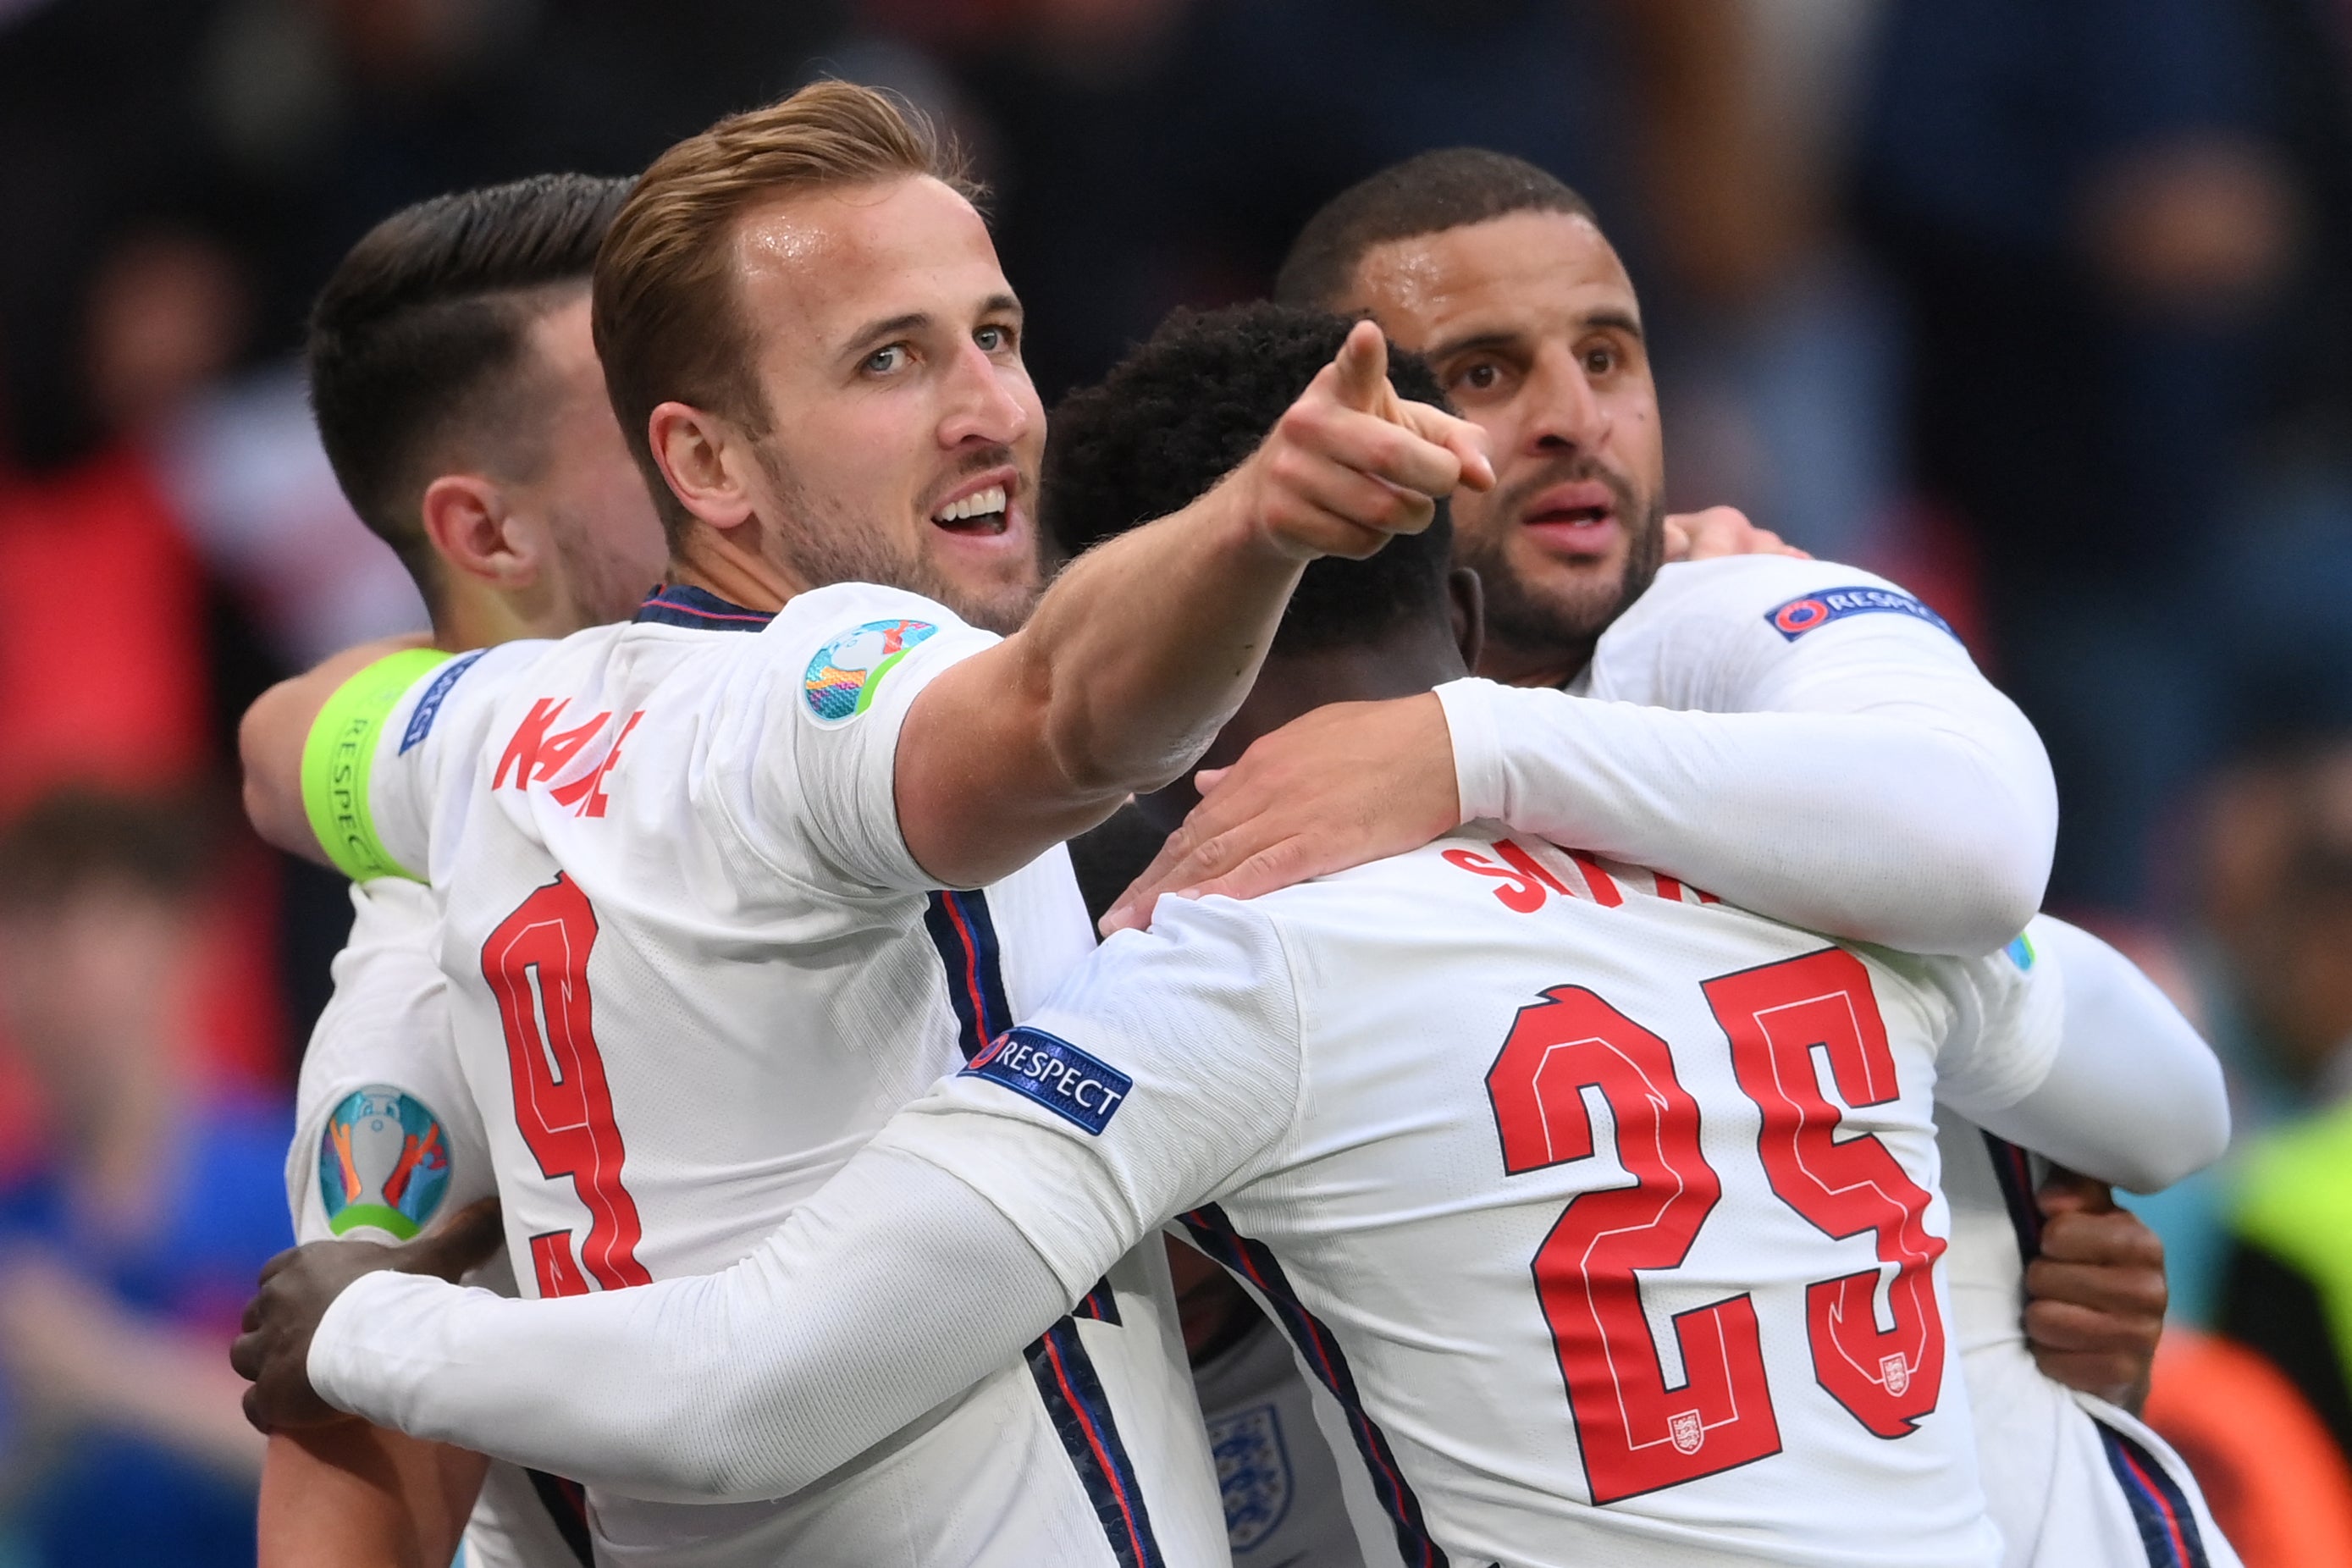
240;636;434;864
1955;916;2229;1192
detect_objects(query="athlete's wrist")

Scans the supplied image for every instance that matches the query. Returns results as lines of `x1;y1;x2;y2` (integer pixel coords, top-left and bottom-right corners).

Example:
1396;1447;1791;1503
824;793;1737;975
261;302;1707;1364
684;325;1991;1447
1433;677;1506;826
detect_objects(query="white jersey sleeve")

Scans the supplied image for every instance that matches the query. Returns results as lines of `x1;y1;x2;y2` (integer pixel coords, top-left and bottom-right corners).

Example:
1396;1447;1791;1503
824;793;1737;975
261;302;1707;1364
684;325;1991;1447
704;582;1000;894
1897;915;2228;1190
303;896;1300;1502
1434;555;2057;956
290;877;584;1568
873;893;1304;1299
287;878;496;1244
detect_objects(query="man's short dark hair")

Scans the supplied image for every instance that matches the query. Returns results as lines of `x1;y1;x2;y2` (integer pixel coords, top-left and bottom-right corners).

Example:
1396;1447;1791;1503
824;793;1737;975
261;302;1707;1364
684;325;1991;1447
307;174;632;606
1274;148;1598;310
1044;301;1451;655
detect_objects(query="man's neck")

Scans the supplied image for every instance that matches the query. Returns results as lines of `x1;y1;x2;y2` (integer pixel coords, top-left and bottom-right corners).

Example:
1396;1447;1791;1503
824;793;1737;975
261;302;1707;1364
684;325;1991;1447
437;587;558;654
1479;640;1593;691
667;522;803;614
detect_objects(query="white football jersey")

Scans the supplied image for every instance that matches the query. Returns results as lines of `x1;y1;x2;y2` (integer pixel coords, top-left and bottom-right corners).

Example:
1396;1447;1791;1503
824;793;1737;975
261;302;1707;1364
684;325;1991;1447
881;831;2073;1568
317;581;1223;1568
290;876;599;1568
1567;555;2230;1564
1939;1117;2238;1568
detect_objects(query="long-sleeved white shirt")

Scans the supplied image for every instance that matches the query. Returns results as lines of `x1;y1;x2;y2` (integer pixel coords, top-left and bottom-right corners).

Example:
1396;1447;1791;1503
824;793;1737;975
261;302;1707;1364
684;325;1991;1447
307;880;2221;1565
1438;556;2057;957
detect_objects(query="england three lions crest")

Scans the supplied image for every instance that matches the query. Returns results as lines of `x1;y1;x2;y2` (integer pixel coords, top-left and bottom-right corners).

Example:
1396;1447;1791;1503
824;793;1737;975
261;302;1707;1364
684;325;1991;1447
1209;1403;1294;1553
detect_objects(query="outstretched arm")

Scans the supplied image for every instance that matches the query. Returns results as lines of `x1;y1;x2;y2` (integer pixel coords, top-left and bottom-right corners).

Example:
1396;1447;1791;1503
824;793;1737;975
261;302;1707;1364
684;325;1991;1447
236;897;1297;1500
1950;917;2229;1194
241;1146;1089;1503
897;321;1490;887
1107;557;2052;957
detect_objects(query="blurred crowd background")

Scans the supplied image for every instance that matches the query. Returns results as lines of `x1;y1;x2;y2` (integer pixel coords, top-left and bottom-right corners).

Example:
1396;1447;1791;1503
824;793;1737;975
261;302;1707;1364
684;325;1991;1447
2;0;2350;1562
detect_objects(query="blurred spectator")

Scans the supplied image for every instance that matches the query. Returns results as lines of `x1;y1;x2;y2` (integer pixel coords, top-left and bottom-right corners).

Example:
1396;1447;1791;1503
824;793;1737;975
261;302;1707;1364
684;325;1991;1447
2142;1327;2352;1568
0;218;305;1096
1853;0;2352;914
0;788;291;1568
895;0;1652;401
0;227;238;817
2203;731;2352;1469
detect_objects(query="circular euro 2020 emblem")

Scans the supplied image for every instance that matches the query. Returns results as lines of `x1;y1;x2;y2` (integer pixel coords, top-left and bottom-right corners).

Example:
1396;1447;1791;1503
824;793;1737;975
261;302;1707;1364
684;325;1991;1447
802;618;938;725
320;1086;452;1239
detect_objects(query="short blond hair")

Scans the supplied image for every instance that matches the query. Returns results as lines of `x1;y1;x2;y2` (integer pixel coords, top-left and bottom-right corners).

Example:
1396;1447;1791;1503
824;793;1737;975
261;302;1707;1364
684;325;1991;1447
594;81;979;539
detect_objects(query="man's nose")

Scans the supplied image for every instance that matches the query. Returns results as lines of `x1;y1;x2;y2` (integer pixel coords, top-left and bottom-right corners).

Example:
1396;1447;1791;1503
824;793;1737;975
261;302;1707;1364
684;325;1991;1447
941;340;1030;448
1521;346;1609;455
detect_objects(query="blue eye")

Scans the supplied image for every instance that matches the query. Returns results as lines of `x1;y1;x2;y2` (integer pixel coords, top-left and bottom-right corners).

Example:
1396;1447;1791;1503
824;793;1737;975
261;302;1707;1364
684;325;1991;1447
976;325;1013;352
866;345;909;374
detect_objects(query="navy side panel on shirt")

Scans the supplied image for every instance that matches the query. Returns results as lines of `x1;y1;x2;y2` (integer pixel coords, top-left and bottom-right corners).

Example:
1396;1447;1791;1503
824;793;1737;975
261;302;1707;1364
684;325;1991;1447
924;889;1156;1563
1180;1205;1450;1568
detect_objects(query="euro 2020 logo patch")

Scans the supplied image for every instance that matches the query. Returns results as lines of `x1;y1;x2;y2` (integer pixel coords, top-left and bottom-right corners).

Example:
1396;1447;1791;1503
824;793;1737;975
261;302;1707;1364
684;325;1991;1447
1210;1403;1295;1553
802;618;937;724
320;1086;452;1239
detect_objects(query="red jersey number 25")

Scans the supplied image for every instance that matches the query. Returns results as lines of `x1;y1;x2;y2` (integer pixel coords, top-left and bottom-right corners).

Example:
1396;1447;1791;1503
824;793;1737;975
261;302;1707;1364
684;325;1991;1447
1484;949;1944;1504
483;874;651;1298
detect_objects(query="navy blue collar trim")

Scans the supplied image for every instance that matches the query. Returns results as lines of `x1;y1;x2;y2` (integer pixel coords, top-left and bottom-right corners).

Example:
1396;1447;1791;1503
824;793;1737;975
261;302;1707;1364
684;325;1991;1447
634;583;776;632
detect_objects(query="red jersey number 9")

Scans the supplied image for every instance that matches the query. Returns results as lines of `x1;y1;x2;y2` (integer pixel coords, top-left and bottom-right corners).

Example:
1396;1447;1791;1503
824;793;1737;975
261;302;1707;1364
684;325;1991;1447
483;874;652;1297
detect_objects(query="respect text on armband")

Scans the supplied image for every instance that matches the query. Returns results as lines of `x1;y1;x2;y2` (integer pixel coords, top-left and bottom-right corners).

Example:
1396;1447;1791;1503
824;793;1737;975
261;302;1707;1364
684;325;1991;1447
319;712;375;870
1764;585;1957;643
963;1026;1132;1135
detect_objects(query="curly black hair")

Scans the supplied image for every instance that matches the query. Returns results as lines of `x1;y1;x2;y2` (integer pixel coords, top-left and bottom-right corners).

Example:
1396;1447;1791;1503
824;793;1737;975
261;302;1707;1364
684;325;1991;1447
1042;301;1454;655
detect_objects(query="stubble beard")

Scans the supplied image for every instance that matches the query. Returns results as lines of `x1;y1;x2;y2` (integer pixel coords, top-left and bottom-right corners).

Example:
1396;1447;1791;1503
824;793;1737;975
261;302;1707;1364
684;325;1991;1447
756;444;1043;635
1459;475;1668;682
550;510;665;630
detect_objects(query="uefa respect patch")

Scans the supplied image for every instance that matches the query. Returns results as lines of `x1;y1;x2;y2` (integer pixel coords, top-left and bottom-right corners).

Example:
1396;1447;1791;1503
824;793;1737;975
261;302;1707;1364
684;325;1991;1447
1764;585;1957;643
2005;931;2036;971
319;1086;452;1239
963;1026;1133;1135
802;618;937;724
400;649;485;754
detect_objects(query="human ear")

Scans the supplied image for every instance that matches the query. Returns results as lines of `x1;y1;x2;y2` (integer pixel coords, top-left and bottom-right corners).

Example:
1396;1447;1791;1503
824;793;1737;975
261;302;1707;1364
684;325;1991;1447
420;474;538;589
647;402;755;531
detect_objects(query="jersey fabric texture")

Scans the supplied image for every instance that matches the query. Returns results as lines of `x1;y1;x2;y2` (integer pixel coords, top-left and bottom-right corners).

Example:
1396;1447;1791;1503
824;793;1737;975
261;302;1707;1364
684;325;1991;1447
1430;554;2228;1566
289;875;593;1568
1434;555;2056;957
321;581;1223;1568
877;832;2070;1567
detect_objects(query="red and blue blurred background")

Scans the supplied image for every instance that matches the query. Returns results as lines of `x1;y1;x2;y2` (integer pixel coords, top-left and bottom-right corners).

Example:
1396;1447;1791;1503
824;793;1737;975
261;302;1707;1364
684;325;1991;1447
2;0;2349;1562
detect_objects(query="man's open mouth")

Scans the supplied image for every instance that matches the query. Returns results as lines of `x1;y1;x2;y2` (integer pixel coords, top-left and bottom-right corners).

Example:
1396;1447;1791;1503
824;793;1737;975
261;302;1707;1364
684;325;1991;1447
1527;503;1612;528
931;484;1010;536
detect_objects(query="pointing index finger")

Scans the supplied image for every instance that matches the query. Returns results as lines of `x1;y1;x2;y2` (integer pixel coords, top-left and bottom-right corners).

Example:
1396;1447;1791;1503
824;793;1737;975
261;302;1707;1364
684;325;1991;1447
1331;321;1391;415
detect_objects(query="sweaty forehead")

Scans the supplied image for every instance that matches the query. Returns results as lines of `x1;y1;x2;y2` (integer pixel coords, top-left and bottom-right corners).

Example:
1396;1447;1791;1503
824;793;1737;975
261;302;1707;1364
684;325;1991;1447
1342;211;1637;351
730;176;1007;356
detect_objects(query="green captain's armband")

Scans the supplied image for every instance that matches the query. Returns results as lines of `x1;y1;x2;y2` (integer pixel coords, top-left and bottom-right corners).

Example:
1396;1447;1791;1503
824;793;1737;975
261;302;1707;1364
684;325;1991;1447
300;647;450;882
